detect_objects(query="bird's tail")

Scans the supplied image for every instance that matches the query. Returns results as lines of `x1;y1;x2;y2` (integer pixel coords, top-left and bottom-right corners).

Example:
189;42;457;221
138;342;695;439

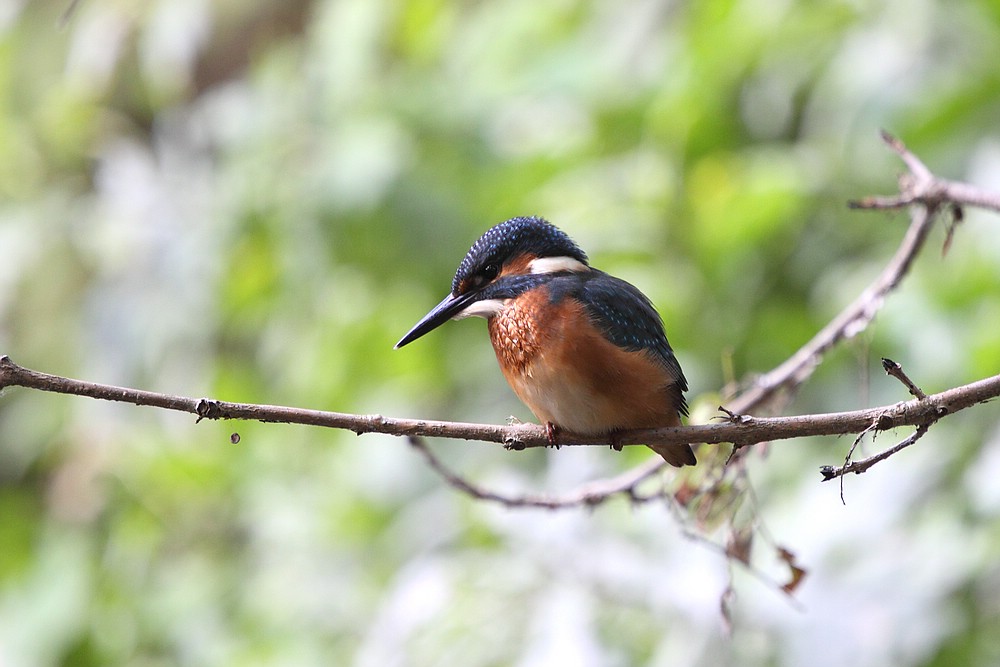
647;443;696;467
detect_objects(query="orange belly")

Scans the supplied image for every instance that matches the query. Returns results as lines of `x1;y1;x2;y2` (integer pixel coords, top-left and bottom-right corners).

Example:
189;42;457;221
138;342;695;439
488;294;683;433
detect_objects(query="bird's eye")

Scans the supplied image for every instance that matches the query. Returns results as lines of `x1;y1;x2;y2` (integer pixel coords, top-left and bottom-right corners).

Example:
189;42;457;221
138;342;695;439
472;263;499;288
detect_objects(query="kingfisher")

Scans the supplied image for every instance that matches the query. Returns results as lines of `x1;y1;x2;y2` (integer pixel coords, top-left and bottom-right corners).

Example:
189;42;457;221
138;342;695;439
395;216;695;467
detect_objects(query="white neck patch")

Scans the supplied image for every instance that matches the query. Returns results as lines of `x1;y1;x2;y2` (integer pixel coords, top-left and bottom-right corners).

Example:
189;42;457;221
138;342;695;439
528;256;589;274
454;298;506;320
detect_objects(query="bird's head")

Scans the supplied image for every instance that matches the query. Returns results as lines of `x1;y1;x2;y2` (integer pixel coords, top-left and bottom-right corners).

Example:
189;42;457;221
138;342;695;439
395;216;589;348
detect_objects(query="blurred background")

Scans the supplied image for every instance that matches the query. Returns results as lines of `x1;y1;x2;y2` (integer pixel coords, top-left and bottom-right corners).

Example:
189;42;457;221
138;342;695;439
2;0;1000;665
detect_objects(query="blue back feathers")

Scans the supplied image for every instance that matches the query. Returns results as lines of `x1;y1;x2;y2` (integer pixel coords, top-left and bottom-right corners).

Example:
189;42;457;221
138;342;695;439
548;270;688;412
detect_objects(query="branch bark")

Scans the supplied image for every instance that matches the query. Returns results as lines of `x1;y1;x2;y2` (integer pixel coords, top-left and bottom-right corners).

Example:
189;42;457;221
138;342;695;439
2;355;997;451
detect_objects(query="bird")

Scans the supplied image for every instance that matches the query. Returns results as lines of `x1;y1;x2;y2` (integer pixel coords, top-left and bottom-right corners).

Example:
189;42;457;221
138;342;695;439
395;216;695;467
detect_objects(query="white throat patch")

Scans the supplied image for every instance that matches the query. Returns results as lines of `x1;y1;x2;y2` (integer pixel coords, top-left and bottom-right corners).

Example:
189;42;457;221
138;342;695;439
454;298;506;320
528;256;589;274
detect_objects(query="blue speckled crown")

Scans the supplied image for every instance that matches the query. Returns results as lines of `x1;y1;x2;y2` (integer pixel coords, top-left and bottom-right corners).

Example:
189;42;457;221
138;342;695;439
452;216;589;293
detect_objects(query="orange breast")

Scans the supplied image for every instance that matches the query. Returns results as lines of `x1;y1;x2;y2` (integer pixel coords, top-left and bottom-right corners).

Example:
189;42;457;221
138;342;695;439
487;290;683;434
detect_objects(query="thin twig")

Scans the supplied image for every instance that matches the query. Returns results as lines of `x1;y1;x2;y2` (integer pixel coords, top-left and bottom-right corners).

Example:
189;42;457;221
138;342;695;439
407;436;669;509
820;424;931;481
59;0;84;27
837;420;879;503
882;357;927;400
816;358;934;494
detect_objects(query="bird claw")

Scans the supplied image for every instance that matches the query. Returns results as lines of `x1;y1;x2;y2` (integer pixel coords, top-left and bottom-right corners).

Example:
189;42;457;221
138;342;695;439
609;432;623;452
545;422;561;448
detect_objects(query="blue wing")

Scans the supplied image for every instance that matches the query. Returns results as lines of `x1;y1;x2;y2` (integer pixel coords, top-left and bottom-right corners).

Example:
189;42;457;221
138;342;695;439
548;270;688;416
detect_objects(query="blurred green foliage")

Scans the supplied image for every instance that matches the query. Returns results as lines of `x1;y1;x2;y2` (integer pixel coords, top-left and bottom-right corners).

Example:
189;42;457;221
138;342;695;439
2;0;1000;665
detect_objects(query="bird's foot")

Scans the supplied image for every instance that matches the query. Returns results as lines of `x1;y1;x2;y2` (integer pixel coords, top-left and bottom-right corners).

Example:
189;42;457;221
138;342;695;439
545;422;561;449
609;431;624;452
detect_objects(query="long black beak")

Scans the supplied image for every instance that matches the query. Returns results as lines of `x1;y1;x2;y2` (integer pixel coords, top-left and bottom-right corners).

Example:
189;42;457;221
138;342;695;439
394;291;477;348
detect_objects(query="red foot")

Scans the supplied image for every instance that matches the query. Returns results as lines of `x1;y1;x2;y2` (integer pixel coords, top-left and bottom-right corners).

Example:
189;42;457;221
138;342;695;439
545;422;561;448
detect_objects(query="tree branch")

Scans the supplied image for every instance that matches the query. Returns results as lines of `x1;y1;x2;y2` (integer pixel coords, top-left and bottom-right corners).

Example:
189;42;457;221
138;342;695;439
820;424;931;484
2;354;997;451
408;435;671;509
730;132;945;415
848;131;1000;214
